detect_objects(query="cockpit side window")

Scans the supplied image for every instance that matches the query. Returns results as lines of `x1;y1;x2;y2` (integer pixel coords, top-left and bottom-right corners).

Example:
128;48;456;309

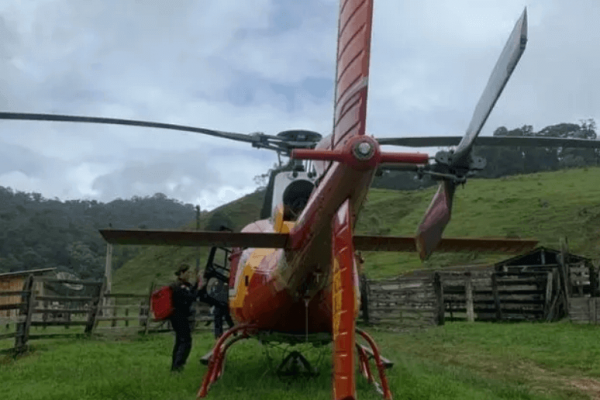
282;179;314;221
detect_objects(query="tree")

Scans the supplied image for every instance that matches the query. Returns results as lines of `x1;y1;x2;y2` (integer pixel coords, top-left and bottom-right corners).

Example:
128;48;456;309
206;211;234;231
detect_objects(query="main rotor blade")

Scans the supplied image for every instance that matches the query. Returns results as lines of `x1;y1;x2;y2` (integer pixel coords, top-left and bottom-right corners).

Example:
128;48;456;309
377;163;421;173
452;8;528;167
378;135;600;148
415;180;456;260
99;229;290;248
354;235;537;254
0;112;269;145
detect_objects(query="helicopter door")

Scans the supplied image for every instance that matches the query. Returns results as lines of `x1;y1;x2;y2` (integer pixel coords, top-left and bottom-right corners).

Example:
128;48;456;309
203;247;231;306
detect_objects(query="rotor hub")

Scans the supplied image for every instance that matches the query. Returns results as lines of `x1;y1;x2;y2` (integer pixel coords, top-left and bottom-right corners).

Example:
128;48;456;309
276;130;322;143
353;141;375;160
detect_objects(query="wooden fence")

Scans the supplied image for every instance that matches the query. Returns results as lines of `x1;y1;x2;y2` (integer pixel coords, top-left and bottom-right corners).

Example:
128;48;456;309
363;273;444;330
4;263;599;355
569;298;600;324
361;265;588;328
442;271;553;322
0;277;212;355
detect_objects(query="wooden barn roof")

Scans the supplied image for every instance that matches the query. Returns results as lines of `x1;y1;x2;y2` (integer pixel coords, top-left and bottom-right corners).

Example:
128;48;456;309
493;246;590;267
0;268;56;279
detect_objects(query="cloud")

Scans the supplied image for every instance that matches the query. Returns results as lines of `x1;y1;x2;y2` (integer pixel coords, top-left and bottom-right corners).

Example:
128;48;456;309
0;0;599;212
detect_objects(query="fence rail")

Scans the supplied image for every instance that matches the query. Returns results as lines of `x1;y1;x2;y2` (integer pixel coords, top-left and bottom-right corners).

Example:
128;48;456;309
4;259;599;356
0;277;214;356
364;274;444;330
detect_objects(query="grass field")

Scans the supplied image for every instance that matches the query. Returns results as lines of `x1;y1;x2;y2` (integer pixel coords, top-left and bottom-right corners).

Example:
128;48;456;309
113;167;600;293
2;322;600;400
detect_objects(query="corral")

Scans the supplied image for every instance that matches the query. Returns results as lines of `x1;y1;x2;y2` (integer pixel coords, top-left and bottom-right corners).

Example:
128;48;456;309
0;268;55;320
3;244;598;355
361;245;600;330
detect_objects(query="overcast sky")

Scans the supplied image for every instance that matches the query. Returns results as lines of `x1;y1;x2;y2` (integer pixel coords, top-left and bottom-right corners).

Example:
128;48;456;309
0;0;598;210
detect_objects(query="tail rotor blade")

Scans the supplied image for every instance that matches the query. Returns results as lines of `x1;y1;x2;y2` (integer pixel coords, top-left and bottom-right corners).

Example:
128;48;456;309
415;180;456;260
413;9;528;261
452;8;528;167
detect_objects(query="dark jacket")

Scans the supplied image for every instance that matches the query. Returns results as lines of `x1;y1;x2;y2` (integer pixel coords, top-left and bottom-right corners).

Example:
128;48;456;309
170;281;198;319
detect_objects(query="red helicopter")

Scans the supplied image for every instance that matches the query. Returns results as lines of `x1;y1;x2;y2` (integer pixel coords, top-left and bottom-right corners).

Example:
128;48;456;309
4;1;600;399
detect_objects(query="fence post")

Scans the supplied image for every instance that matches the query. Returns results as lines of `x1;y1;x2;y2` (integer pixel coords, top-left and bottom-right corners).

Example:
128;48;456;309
589;262;598;297
138;301;143;327
360;274;370;325
15;275;35;353
557;249;570;317
465;273;474;323
144;282;155;335
85;279;106;335
112;302;118;328
492;273;503;321
543;272;553;320
434;272;445;326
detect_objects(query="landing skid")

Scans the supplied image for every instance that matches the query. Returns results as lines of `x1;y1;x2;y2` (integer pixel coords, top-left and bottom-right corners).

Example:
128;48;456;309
356;328;393;399
197;324;256;398
196;324;393;399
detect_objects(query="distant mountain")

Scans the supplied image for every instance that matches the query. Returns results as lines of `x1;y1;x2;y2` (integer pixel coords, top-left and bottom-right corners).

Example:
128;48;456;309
0;189;199;279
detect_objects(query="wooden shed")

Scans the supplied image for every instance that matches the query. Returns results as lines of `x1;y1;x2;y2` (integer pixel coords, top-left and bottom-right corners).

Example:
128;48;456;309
493;246;594;297
0;268;56;319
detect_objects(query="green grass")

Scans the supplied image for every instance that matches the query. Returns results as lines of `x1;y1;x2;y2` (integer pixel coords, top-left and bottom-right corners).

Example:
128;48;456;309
2;322;600;399
114;167;600;293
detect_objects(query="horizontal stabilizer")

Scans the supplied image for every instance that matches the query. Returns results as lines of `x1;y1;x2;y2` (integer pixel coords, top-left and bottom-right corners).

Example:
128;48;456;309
99;229;289;248
100;229;537;256
378;136;600;148
354;235;537;254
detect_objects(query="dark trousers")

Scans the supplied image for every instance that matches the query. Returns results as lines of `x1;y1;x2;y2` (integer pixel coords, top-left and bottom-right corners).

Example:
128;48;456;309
170;315;193;371
213;306;235;339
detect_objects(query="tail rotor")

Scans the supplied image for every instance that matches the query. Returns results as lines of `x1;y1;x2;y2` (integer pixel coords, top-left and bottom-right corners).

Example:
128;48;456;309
415;8;528;260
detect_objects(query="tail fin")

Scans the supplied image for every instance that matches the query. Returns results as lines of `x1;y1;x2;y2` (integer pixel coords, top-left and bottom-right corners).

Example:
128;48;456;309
332;0;374;148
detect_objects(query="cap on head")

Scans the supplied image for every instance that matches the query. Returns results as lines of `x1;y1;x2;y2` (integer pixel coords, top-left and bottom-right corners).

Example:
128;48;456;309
175;264;190;277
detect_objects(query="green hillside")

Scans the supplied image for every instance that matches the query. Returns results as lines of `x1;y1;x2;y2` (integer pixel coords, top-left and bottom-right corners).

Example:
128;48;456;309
112;190;265;293
113;167;600;293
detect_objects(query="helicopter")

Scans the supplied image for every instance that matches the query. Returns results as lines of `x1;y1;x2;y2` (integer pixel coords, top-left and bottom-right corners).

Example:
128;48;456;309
3;1;600;399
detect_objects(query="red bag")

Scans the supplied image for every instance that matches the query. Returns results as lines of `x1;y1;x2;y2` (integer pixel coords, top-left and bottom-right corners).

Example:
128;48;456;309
151;285;174;320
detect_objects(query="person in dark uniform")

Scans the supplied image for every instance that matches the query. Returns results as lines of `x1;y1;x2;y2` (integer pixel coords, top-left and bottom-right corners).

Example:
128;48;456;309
207;279;234;339
170;264;200;372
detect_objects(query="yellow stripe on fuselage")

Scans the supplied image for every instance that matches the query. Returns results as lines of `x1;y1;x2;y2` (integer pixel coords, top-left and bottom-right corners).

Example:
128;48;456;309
230;248;276;309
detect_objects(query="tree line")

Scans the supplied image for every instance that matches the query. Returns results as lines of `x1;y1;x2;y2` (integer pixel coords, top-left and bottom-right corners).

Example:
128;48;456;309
0;191;196;279
372;120;599;190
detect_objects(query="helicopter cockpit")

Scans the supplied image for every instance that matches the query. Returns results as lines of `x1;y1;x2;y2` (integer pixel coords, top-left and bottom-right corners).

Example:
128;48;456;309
256;129;322;222
270;164;316;221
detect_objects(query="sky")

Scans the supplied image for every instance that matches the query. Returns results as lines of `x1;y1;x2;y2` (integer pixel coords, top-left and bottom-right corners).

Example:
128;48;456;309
0;0;599;210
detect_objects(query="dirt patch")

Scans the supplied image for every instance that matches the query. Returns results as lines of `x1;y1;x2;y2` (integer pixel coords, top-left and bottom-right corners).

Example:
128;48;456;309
570;378;600;400
510;361;600;399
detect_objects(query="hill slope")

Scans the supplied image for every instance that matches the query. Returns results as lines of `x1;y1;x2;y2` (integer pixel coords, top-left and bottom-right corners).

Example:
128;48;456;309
114;167;600;293
112;190;264;293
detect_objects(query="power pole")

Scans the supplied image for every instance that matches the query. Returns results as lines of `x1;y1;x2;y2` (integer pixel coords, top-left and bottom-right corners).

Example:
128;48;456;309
195;205;201;277
105;243;113;293
104;238;113;317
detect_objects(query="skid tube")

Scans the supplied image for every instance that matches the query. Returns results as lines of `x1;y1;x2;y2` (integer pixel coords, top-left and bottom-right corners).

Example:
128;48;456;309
197;324;257;398
356;328;393;399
